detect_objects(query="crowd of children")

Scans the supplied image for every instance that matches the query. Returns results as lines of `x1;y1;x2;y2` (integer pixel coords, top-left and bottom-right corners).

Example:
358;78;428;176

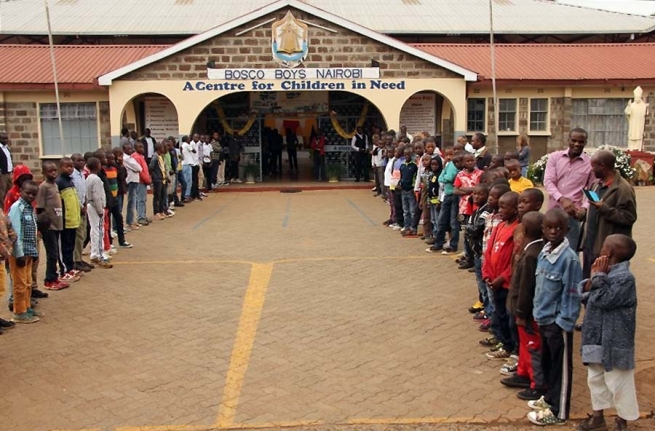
0;136;212;329
374;131;639;429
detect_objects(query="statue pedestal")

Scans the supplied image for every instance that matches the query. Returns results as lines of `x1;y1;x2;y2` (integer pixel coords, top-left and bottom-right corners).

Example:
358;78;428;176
627;150;654;185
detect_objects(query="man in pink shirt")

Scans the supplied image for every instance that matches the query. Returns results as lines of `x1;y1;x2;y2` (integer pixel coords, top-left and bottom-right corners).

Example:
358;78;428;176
543;128;595;249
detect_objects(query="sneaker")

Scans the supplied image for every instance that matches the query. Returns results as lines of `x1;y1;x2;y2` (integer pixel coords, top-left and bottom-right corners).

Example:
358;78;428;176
31;288;49;298
527;408;565;426
388;223;398;229
138;218;150;226
425;237;435;245
165;210;175;218
119;242;133;248
59;271;79;282
441;247;457;255
12;313;39;324
469;301;484;313
486;348;511;360
576;414;607;431
478;320;491;331
517;389;545;401
96;259;113;269
528;396;551;411
174;202;186;208
479;337;498;347
27;308;44;318
473;311;487;320
510;352;520;362
500;361;518;376
233;179;242;184
392;225;402;231
129;223;140;230
102;252;113;260
44;280;69;291
500;374;531;388
426;245;443;253
200;192;208;197
458;260;474;270
0;318;15;329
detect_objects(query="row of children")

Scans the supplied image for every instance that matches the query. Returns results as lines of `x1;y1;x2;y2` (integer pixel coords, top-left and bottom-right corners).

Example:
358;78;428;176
373;138;639;429
0;137;206;329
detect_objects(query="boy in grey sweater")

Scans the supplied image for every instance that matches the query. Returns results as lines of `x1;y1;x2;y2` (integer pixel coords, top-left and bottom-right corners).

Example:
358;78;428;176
85;157;111;269
578;234;638;431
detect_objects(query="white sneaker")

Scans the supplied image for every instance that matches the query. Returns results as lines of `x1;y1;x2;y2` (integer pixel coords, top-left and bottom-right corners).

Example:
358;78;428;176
102;252;113;260
527;396;551;411
110;230;117;239
388;223;398;229
371;186;376;191
392;225;402;231
500;361;518;376
234;179;243;184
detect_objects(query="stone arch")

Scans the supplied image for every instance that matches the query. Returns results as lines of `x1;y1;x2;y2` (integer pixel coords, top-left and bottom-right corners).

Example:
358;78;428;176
116;92;180;143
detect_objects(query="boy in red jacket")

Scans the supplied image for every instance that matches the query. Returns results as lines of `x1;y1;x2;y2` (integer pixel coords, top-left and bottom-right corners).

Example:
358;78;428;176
132;142;152;226
483;191;520;360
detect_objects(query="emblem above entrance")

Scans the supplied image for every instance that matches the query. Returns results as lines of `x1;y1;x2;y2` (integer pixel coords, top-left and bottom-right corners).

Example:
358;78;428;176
272;11;309;68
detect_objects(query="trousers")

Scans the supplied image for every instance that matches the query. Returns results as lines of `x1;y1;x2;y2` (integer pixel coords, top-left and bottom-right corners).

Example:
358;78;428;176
74;215;87;262
518;319;545;390
126;182;138;225
87;204;104;260
539;323;574;420
9;256;33;315
434;194;460;250
401;190;417;232
587;364;639;421
136;183;147;221
41;230;61;283
59;228;76;275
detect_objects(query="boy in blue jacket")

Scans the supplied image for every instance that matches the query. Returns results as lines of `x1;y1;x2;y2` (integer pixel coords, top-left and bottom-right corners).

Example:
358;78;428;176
527;208;582;426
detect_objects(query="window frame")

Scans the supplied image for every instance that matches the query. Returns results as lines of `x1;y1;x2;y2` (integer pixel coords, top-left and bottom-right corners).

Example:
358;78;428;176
570;98;630;149
38;102;101;158
529;97;550;133
497;98;518;134
466;97;486;134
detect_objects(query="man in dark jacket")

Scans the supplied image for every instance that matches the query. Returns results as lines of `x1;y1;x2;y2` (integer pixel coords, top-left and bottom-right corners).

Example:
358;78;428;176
581;150;637;278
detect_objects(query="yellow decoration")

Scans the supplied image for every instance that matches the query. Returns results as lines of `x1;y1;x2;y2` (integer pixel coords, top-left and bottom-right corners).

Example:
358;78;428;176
330;104;369;139
214;102;257;136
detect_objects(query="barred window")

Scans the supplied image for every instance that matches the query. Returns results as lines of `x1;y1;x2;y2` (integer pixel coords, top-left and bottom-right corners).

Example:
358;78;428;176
530;98;549;131
467;98;485;132
498;99;517;132
40;103;99;156
571;99;629;148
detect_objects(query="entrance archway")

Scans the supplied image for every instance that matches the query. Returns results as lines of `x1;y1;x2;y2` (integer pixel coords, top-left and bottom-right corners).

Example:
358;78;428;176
400;90;457;148
191;91;387;181
119;92;180;142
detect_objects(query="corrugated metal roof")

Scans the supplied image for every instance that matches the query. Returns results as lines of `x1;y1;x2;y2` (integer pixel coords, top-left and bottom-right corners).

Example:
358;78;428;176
412;43;655;81
0;0;653;35
0;45;167;85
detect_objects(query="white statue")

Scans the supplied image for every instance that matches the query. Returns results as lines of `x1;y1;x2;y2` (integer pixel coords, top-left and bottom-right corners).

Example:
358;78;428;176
625;86;648;151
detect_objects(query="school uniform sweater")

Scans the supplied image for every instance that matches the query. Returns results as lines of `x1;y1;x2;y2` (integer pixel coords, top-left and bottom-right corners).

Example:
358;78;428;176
507;238;543;319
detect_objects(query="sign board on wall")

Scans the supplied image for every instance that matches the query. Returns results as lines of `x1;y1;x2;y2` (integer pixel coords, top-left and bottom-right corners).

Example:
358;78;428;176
207;67;381;81
250;91;328;113
145;96;179;140
399;93;437;136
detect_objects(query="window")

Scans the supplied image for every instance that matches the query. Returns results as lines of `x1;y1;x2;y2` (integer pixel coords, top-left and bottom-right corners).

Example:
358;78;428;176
40;103;98;156
571;99;629;147
467;98;485;132
498;99;517;132
530;98;549;131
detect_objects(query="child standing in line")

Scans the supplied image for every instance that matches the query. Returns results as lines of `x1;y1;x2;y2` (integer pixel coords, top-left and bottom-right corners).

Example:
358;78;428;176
133;142;152;225
577;234;639;431
111;147;129;231
149;142;168;221
37;161;69;291
399;147;419;237
106;152;132;249
96;150;114;256
391;145;407;231
383;145;397;226
55;157;82;282
507;159;534;194
465;184;490;318
503;211;546;401
85;158;111;269
71;153;93;273
527;208;582;426
454;153;483;269
476;183;510;335
417;154;432;240
424;155;443;247
483;191;520;360
9;181;44;323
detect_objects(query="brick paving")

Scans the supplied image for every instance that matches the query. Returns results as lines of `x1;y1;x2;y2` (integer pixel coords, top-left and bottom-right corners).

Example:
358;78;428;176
0;188;653;431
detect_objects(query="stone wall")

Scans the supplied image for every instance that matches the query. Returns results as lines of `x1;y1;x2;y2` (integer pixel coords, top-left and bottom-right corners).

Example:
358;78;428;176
642;98;655;152
123;9;459;81
99;101;112;151
548;97;571;152
4;102;42;175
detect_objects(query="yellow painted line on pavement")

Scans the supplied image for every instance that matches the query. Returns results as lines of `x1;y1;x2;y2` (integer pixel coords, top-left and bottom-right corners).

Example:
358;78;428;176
115;426;209;431
216;263;274;428
111;260;255;266
273;255;455;264
224;420;325;429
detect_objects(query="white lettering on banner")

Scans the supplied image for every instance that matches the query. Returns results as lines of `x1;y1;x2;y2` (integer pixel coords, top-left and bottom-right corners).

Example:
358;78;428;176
145;96;179;140
208;67;380;80
183;80;406;92
399;93;437;136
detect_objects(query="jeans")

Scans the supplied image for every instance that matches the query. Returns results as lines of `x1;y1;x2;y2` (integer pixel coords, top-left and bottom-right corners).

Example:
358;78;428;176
313;152;325;180
566;217;581;251
429;203;440;238
152;182;167;214
113;194;124;232
401;190;417;232
521;166;528;178
492;287;515;353
191;165;200;198
434;194;460;250
41;230;61;283
109;204;126;244
182;164;192;198
126;182;138;226
136;183;148;221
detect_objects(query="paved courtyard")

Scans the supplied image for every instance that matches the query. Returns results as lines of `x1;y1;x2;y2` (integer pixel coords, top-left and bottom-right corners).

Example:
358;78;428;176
0;188;654;431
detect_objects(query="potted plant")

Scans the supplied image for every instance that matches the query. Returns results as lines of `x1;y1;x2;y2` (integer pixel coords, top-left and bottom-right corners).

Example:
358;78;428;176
326;163;343;183
243;163;259;184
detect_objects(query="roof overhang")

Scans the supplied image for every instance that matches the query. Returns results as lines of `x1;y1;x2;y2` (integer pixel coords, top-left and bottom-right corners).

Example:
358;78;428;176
98;0;477;86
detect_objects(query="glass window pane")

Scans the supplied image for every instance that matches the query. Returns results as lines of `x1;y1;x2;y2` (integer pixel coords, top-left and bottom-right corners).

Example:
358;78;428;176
467;98;485;132
40;103;98;156
571;98;629;147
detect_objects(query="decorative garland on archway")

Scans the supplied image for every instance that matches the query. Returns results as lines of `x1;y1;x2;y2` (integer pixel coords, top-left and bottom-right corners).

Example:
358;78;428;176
329;103;369;139
213;101;258;136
